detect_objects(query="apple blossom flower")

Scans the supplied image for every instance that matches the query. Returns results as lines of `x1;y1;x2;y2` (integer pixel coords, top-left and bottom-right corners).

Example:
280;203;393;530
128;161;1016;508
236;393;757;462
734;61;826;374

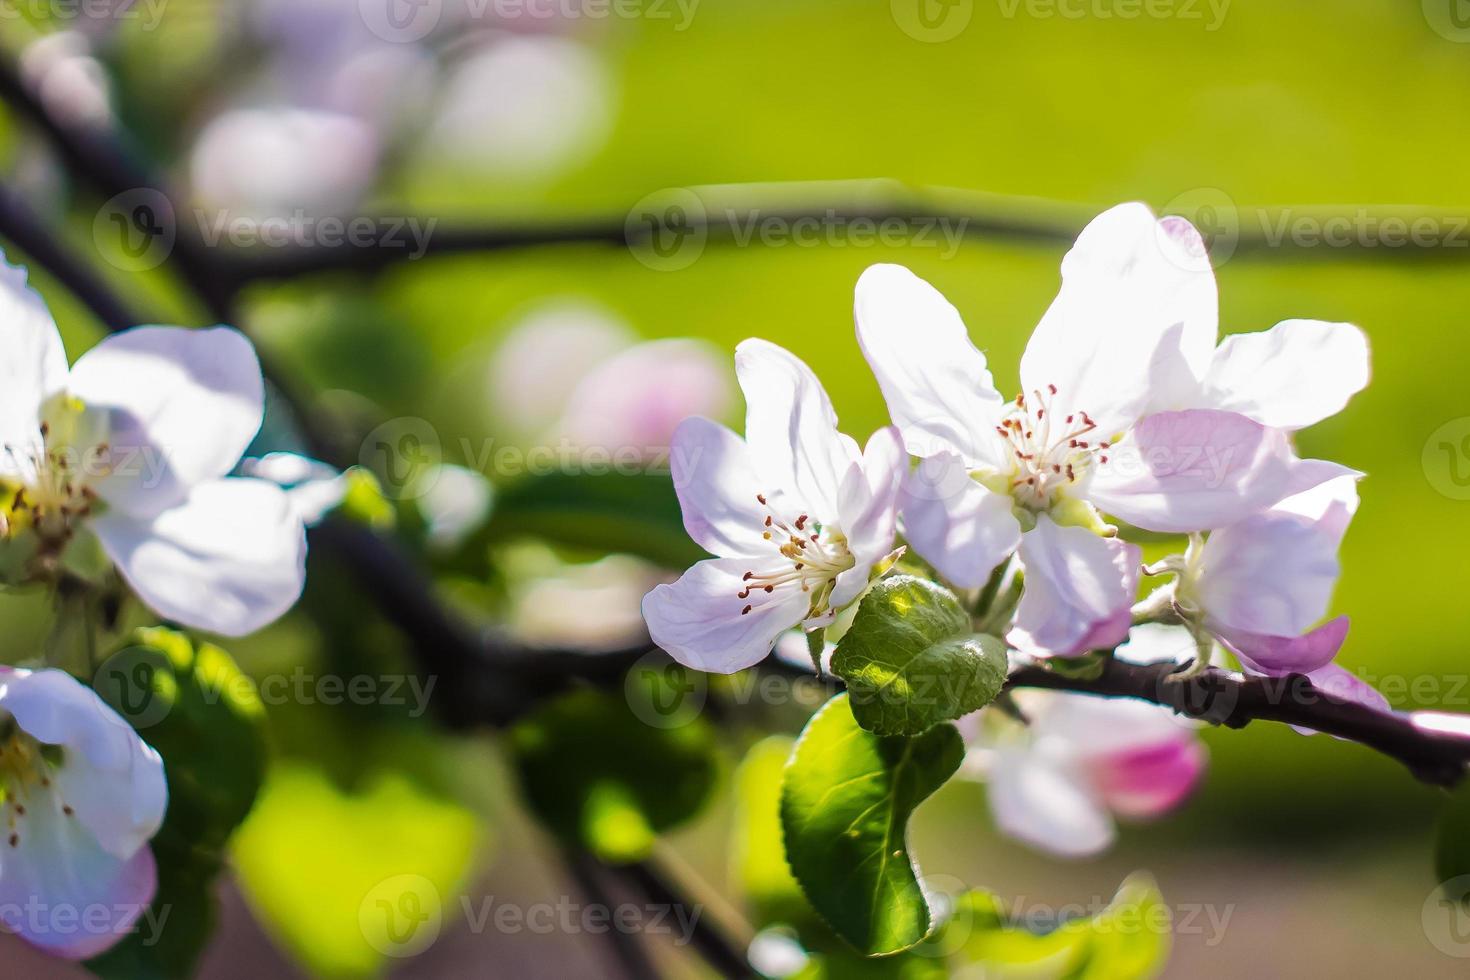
0;668;166;959
855;204;1346;658
642;340;904;673
970;689;1206;858
1168;475;1388;713
0;255;307;636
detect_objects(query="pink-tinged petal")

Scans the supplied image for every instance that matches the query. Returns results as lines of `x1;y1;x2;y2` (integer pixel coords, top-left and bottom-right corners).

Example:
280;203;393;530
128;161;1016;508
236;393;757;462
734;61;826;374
1094;738;1207;820
1020;204;1217;437
986;745;1115;859
1009;517;1139;658
1115;623;1198;666
1202;319;1370;431
68;326;265;518
560;338;734;454
829;427;905;610
734;339;853;515
0;839;156;960
1086;409;1302;533
668;416;775;559
0;255;67;484
1193;477;1358;637
899;452;1021;589
642;557;810;674
1278;458;1362;501
0;669;167;859
1213;616;1349;676
853;264;1007;467
92;477;307;637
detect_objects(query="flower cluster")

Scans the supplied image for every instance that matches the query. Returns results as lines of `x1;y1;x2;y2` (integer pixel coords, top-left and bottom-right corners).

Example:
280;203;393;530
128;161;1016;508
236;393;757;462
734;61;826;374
0;252;310;956
645;203;1374;856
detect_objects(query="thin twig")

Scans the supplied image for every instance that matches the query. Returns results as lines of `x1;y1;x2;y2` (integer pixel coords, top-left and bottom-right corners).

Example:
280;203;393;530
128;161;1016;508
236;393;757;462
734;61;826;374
561;847;662;980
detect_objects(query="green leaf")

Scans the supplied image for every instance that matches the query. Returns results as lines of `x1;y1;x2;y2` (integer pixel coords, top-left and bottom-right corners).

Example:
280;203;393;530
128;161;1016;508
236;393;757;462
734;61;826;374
510;687;720;863
780;693;963;956
231;762;484;978
87;628;269;979
945;873;1172;979
832;576;1008;736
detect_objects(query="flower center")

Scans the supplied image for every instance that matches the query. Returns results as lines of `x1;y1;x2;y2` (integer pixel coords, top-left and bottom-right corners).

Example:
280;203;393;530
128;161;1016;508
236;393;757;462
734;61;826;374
994;384;1112;511
1;394;112;547
738;493;854;620
0;728;75;850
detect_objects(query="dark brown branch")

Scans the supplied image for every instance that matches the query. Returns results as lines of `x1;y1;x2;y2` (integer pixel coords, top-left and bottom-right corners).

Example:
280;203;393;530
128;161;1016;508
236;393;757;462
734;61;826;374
1006;658;1470;788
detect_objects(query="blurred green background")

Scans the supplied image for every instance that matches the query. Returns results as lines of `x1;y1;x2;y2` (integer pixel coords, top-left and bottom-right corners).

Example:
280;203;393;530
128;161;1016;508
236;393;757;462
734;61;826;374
3;0;1469;976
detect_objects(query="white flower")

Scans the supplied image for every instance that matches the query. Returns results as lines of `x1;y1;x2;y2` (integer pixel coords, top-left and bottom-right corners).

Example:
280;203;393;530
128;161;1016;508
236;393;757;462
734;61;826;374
642;340;904;673
855;204;1347;657
0;668;166;959
0;255;307;636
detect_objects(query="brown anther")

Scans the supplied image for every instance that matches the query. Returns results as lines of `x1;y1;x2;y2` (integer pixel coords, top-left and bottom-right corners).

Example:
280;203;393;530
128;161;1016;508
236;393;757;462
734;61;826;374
742;572;754;581
38;423;48;437
1052;465;1061;473
794;563;804;570
1100;455;1109;464
795;515;808;530
1047;383;1057;395
13;805;22;816
62;806;73;817
1037;409;1045;420
764;585;774;593
764;516;773;527
763;531;772;540
741;605;753;615
738;589;751;599
756;493;767;504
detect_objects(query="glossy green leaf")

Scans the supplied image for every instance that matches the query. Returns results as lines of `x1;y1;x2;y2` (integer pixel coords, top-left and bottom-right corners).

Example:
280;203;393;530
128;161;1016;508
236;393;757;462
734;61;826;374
87;628;269;979
832;576;1007;736
510;687;720;863
781;693;963;956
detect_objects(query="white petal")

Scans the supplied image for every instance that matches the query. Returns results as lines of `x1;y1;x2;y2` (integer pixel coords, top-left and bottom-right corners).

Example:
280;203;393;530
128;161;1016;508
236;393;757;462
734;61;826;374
240;452;349;527
0;668;166;860
899;453;1021;589
0;818;156;960
1020;204;1217;435
987;744;1115;859
834;426;905;580
669;416;775;559
92;478;307;636
734;339;854;515
642;557;810;674
0;255;67;483
853;264;1007;466
1194;477;1357;637
1086;409;1303;533
1202;319;1370;430
1009;517;1139;658
67;326;265;517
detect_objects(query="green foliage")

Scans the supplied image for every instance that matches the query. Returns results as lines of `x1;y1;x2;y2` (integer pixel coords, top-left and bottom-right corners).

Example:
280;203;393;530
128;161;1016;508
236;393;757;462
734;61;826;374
87;628;268;979
509;687;720;863
230;763;483;979
945;874;1172;979
780;694;963;956
833;576;1008;736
